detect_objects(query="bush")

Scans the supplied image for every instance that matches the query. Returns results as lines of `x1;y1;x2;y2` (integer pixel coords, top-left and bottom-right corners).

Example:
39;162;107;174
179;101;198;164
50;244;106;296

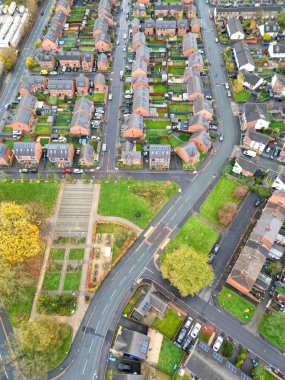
233;186;248;199
37;295;76;316
218;202;238;226
252;185;272;198
220;340;234;357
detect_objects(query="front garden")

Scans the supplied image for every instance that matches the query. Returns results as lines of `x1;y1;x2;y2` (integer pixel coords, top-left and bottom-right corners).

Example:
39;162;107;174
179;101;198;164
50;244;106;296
157;338;184;376
151;308;184;340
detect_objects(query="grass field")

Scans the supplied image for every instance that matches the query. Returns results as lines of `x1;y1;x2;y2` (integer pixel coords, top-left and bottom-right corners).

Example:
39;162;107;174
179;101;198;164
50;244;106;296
169;103;190;112
269;121;285;131
218;287;256;324
167;215;218;255
50;248;66;260
93;92;105;103
157;338;184;376
0;182;60;217
234;90;251;103
63;268;82;291
98;181;179;228
69;248;85;260
200;176;240;224
152;308;184;340
4;285;35;327
42;272;61;291
34;124;52;134
145;120;171;130
259;314;285;350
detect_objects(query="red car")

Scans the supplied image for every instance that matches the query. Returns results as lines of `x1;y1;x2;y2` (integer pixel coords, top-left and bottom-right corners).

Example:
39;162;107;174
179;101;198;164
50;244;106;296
63;168;71;174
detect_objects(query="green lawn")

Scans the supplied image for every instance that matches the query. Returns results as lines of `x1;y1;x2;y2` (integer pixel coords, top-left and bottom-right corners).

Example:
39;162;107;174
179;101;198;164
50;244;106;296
259;314;285;350
42;272;61;291
269;121;285;131
3;126;13;132
47;324;72;370
167;215;218;255
168;67;184;75
4;285;35;327
151;308;184;340
200;176;240;224
145;120;171;130
34;124;52;135
22;136;33;142
0;183;60;217
98;181;179;228
69;248;85;260
218;287;256;324
39;138;50;146
157;338;184;376
234;90;251;103
63;267;82;291
169;136;181;148
153;84;168;93
93;92;105;103
169;104;190;112
47;97;58;105
50;248;66;260
122;285;146;316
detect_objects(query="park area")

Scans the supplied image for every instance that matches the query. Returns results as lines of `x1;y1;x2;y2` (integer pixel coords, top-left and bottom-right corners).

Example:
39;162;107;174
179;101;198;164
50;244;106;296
218;287;256;324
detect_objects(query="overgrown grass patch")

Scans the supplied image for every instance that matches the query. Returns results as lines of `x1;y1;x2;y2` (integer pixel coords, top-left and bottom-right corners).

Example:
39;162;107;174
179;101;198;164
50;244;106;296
50;248;66;260
69;248;85;260
4;285;35;327
42;272;61;291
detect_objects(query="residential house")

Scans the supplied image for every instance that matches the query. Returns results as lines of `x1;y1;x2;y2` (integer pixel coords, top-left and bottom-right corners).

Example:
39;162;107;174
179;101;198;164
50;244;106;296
243;129;271;154
272;167;285;191
133;4;146;18
183;66;199;83
188;52;204;72
94;32;112;52
19;76;47;95
137;0;149;5
144;19;155;36
13;142;42;166
121;147;142;166
73;97;94;116
98;0;112;16
191;19;201;34
11;108;35;132
169;2;184;17
187;115;209;133
98;53;109;71
82;52;94;72
214;6;282;21
178;19;189;36
259;24;279;38
70;112;90;136
154;3;169;17
182;0;193;5
132;18;140;35
59;51;81;68
45;143;74;167
19;94;38;115
132;32;146;51
47;79;75;97
187;4;197;19
78;144;96;167
240;103;270;131
100;10;113;25
232;155;257;177
49;22;63;40
55;0;70;16
182;32;197;57
271;73;285;97
51;10;67;28
241;70;263;91
189;130;212;153
114;327;150;361
123;113;144;139
134;285;168;318
42;30;59;52
136;44;150;65
34;50;55;70
149;144;171;170
226;18;245;41
0;143;13;166
155;20;177;37
133;86;149;117
93;16;109;38
186;75;203;101
132;59;148;78
94;73;106;92
131;75;149;90
233;41;255;72
176;141;200;164
75;74;90;95
193;97;213;120
268;43;285;59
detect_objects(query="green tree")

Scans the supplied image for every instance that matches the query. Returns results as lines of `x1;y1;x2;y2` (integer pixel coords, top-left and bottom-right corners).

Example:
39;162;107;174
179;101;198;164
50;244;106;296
34;39;41;48
269;261;282;275
220;340;233;357
278;10;285;31
161;245;214;297
262;312;285;343
263;33;271;42
26;57;36;68
252;365;266;380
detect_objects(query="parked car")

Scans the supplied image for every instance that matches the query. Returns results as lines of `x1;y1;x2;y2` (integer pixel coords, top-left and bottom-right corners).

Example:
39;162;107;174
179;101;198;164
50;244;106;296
208;253;215;264
227;90;231;97
19;168;29;173
125;94;132;99
225;83;229;89
30;168;38;173
182;335;193;351
219;134;224;141
102;143;107;152
177;328;187;343
63;168;71;174
215;37;219;43
185;317;193;329
117;362;132;373
254;198;261;207
190;323;202;339
205;95;212;100
73;169;83;174
209;125;218;130
243;150;256;158
213;244;220;254
213;336;223;352
50;71;58;76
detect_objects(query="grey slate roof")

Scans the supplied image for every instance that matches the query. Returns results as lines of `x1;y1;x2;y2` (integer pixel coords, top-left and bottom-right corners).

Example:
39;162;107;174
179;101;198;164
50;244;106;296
74;97;93;115
132;58;148;74
227;17;244;36
45;144;72;158
19;94;37;110
188;51;203;67
44;30;58;44
94;72;105;85
193;97;213;114
243;103;269;123
156;20;176;30
51;10;67;26
49;22;63;37
144;19;155;29
126;113;144;132
188;114;209;130
56;0;69;9
122;150;142;161
13;108;33;124
191;130;211;147
132;18;140;29
169;2;184;11
76;74;88;88
93;16;109;34
155;2;169;10
48;79;74;91
80;144;95;162
98;53;108;64
82;52;93;62
14;142;37;156
59;50;81;61
136;285;168;315
149;144;171;160
132;32;146;46
136;44;150;62
94;32;110;45
234;41;254;68
186;75;203;95
245;129;270;145
183;32;197;53
70;111;90;130
133;86;149;112
264;24;279;34
235;155;258;174
98;0;112;12
113;374;145;380
35;49;54;63
131;74;148;87
114;327;150;360
178;19;188;29
241;69;262;88
215;5;282;13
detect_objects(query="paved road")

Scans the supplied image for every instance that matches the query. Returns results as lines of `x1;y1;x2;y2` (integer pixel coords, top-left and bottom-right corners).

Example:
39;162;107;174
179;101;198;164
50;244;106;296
0;306;17;380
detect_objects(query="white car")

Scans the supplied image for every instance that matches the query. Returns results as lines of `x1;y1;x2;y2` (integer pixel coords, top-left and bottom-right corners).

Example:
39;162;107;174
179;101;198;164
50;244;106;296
125;94;133;99
190;323;202;339
225;83;229;89
227;90;231;97
58;136;66;142
95;109;104;114
50;71;58;75
213;336;223;352
73;169;83;174
102;143;107;152
185;317;193;329
94;113;103;118
19;168;29;173
125;90;133;95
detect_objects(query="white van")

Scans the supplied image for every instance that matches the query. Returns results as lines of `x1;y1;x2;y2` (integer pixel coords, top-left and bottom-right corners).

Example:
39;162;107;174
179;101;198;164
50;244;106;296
243;150;256;158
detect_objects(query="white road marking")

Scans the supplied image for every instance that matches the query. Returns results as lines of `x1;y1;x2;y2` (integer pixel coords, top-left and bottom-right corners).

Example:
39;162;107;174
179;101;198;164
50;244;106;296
110;290;117;299
0;354;8;379
92;371;98;380
89;338;94;353
119;276;126;286
82;359;88;374
145;267;154;274
102;304;108;317
130;264;135;272
138;255;143;262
